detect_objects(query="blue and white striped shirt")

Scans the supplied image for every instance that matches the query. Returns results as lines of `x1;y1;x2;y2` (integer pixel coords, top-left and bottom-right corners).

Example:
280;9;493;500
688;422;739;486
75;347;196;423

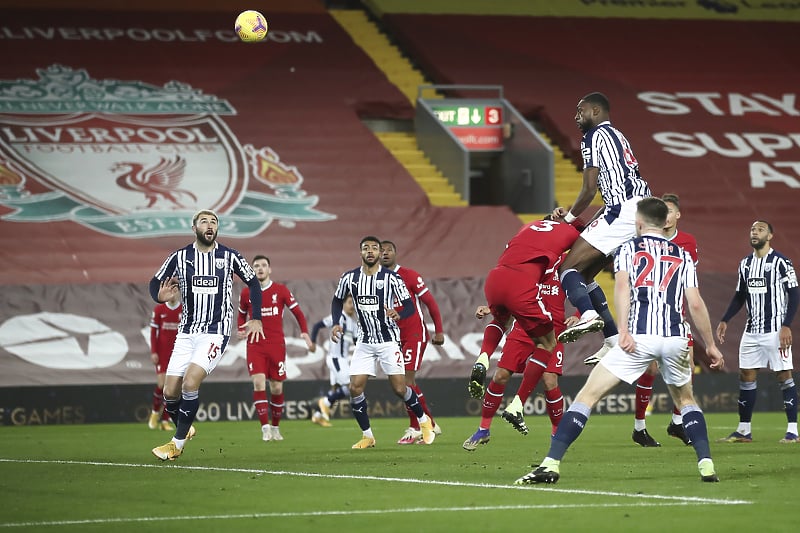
616;233;696;337
730;249;798;334
152;242;260;336
582;121;651;206
333;267;411;344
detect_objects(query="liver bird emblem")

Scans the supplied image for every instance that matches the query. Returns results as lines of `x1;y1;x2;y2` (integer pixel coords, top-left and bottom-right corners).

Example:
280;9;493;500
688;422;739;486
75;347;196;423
112;156;197;209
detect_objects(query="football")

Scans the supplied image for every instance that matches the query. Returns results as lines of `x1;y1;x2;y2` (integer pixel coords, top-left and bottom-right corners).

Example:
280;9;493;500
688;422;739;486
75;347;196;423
235;10;268;43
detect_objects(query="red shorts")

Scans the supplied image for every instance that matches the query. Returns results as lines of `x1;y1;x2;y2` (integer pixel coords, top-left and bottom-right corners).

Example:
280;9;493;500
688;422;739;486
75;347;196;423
154;351;171;374
246;343;287;381
498;334;563;376
484;263;553;338
401;338;429;372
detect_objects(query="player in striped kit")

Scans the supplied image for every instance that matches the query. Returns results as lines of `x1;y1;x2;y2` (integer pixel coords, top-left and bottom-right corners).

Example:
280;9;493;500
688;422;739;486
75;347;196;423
310;294;359;427
237;255;314;442
552;92;652;346
716;220;799;443
380;240;445;444
330;236;435;449
628;193;698;447
149;209;264;461
517;198;725;485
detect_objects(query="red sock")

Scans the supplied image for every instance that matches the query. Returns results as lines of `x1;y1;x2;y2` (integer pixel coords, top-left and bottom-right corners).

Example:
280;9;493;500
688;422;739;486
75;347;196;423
480;322;505;357
545;386;564;432
270;393;285;427
481;380;505;428
414;384;435;427
516;348;550;402
253;390;269;426
635;372;656;419
152;386;163;413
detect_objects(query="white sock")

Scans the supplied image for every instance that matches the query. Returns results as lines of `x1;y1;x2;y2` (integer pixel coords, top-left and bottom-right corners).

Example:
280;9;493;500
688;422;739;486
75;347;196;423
363;429;374;439
672;413;682;425
634;419;647;431
736;422;752;434
788;422;798;435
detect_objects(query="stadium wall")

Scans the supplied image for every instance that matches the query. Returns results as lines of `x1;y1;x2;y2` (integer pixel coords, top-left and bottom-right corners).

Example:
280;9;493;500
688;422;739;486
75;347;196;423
0;373;787;426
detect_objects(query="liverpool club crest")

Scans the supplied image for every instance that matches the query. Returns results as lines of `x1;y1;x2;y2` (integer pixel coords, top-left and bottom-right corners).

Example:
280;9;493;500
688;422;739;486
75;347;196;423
0;65;334;237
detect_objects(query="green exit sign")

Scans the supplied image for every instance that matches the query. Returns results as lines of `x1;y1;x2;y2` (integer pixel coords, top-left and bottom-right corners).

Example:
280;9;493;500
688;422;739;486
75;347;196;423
431;105;503;126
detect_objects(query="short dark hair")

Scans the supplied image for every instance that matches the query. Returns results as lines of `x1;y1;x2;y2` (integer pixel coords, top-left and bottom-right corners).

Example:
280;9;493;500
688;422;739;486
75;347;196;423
252;254;270;265
360;236;381;249
380;240;397;251
637;197;668;228
661;193;681;211
582;92;610;112
754;220;774;234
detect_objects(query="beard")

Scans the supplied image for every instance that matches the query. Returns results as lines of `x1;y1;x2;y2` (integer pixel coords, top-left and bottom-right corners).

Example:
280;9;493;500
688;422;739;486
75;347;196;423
363;256;379;268
750;237;767;250
196;228;217;246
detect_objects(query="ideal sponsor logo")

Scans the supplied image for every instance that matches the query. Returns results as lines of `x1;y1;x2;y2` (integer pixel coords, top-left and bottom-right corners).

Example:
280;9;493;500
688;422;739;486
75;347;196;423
357;295;379;306
747;277;766;288
192;275;218;294
0;65;335;238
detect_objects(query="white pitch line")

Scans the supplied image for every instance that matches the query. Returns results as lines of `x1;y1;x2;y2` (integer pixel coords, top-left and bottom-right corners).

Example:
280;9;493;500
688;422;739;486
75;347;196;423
0;502;741;529
0;458;751;508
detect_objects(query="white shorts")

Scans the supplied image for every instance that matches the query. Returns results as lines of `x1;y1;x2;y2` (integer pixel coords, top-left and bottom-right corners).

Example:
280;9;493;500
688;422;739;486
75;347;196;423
326;355;351;386
349;341;405;377
581;196;644;256
600;334;691;386
739;331;793;371
166;332;228;377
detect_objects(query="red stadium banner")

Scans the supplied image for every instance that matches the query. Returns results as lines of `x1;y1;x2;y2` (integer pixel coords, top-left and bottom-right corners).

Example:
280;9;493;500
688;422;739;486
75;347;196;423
384;14;800;274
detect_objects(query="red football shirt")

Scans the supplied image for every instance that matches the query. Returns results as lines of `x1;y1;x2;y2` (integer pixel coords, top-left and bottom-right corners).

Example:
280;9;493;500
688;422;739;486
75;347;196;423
497;220;580;269
150;302;182;357
238;281;308;346
391;265;443;342
667;229;698;263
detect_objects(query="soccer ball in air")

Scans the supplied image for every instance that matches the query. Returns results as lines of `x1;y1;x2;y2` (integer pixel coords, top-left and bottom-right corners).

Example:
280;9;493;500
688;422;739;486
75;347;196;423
235;10;268;43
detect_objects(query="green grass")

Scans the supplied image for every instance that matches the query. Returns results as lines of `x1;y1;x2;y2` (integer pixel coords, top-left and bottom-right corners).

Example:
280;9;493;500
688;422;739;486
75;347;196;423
0;412;795;532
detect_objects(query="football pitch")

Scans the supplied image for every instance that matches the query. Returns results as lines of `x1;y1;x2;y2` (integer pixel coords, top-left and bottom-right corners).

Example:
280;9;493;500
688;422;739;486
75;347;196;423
1;412;794;532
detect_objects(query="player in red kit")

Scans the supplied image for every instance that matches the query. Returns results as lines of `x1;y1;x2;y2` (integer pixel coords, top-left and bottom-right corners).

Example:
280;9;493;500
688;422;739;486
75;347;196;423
380;241;445;444
464;254;576;450
148;290;182;431
472;219;581;434
238;255;314;442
